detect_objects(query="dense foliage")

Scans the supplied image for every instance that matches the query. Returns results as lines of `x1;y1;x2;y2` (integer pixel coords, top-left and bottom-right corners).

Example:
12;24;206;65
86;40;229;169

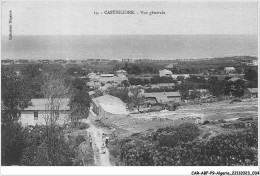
157;123;200;147
1;66;82;166
20;125;73;166
69;78;91;122
106;87;130;103
120;121;258;166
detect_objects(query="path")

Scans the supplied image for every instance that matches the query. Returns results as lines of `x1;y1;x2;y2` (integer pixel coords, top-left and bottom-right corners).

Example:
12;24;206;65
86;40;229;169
81;111;111;166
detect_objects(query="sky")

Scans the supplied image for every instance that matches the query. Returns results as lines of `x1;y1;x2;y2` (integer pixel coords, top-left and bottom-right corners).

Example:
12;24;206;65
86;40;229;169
1;0;258;35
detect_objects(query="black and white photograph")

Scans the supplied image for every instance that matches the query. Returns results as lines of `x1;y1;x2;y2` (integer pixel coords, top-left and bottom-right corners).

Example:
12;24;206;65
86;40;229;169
1;0;259;175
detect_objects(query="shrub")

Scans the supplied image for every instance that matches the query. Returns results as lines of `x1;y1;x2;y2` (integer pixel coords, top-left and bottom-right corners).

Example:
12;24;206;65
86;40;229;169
230;98;242;104
78;123;89;130
75;135;86;147
201;120;210;125
174;123;200;143
120;125;258;166
159;133;179;147
158;123;200;147
238;117;253;121
218;119;226;123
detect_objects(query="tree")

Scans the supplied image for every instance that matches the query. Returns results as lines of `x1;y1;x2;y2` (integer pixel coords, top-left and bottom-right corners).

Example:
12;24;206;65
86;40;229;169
121;80;130;87
244;69;258;87
176;83;193;100
20;125;73;166
21;64;41;79
65;67;88;77
69;78;91;123
189;90;201;100
1;67;31;165
151;76;175;84
41;72;69;127
208;77;224;97
176;76;185;82
107;87;130;103
21;64;44;98
1;120;24;165
129;87;144;112
1;67;31;121
223;79;246;97
130;65;142;75
129;77;145;86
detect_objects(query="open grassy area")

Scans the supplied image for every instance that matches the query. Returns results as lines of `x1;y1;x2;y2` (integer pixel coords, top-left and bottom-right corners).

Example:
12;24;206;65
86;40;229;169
98;98;258;165
100;98;257;137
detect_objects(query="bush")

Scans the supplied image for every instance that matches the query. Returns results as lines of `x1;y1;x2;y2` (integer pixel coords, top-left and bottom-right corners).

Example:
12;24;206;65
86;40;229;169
158;123;200;147
78;123;89;130
238;117;253;121
230;98;242;104
221;121;257;130
218;119;227;123
174;123;200;143
120;124;258;166
159;133;179;147
20;126;73;166
75;135;86;147
201;120;210;125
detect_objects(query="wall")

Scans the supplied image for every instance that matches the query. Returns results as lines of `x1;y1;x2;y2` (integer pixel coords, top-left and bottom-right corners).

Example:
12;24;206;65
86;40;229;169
20;110;70;127
168;96;182;103
92;102;100;115
244;89;251;98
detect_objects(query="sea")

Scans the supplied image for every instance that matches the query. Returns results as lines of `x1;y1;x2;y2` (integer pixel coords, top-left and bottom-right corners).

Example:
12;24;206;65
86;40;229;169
1;35;258;60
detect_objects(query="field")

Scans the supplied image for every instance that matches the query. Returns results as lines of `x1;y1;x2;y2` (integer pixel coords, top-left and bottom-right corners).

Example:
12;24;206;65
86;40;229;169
95;98;258;165
98;98;257;137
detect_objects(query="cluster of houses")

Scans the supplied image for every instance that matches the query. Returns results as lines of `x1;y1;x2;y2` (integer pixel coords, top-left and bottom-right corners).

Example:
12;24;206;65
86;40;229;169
86;70;128;90
17;86;258;127
4;60;257;127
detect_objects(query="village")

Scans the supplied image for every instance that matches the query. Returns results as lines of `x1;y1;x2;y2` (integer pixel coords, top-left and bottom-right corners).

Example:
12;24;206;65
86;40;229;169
1;0;259;174
2;56;258;126
1;56;258;166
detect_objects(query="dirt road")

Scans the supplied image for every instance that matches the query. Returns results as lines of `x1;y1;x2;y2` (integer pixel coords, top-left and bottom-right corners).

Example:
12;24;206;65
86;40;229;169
82;112;111;166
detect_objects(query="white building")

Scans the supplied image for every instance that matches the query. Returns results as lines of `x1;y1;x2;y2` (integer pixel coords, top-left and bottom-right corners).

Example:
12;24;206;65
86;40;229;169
88;72;100;81
116;70;127;77
171;74;190;80
143;91;181;103
92;95;129;116
20;98;71;127
99;74;128;84
224;67;235;73
252;60;258;66
159;69;173;77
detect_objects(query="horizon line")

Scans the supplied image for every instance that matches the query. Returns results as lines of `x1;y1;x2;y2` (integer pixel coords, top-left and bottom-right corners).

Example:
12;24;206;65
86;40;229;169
1;34;258;37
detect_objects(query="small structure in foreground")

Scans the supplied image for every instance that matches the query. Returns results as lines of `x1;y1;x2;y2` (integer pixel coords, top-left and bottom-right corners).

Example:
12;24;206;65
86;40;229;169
244;88;258;98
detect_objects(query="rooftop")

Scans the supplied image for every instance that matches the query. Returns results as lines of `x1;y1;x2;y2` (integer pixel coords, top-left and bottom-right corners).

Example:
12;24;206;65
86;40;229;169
143;91;181;103
100;74;114;77
87;81;101;87
159;69;173;74
92;95;129;115
157;83;175;87
228;77;247;82
247;88;258;93
116;70;127;73
23;98;70;111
